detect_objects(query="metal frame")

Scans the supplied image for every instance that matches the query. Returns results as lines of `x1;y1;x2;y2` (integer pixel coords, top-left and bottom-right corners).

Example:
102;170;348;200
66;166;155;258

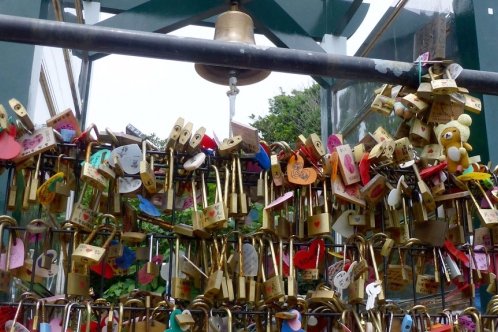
0;14;498;96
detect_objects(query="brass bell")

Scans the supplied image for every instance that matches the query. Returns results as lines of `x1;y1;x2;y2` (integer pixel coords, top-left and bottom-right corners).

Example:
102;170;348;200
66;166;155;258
195;3;270;86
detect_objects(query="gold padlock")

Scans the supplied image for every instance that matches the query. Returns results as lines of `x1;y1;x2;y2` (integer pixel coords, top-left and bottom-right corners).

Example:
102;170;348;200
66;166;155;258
202;165;228;230
259;236;285;304
191;175;209;239
429;66;458;95
236;156;248;216
171;237;192;301
218;135;243;157
72;218;117;265
307;179;331;236
7;171;17;211
162;148;175;212
8;98;34;132
305;133;326;161
81;142;108;191
187;126;206;154
28;154;42;203
228;158;238;217
176;121;193;152
166;117;184;149
70;182;102;232
0;216;17;293
67;263;90;297
140;140;157;194
401;93;429;114
204;241;224;298
468;181;498;228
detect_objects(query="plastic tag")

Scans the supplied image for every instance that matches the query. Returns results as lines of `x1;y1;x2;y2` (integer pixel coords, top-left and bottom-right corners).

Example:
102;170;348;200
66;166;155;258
401;314;413;332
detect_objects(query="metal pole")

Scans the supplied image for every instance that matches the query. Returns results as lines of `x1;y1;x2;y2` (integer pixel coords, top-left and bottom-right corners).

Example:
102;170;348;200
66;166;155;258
0;14;498;95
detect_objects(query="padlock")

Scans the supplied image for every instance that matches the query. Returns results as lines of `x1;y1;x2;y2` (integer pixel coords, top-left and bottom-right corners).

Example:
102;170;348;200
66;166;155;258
409;118;431;148
370;94;395;116
415;253;439;295
236;234;246;302
72;218;117;265
218;135;243;157
401;93;429;114
81;142;108;191
336;144;360;185
7;170;17;211
236;156;248;216
70;182;102;232
176;121;193;151
162;148;175;213
171;237;192;301
204;241;224;298
260;171;275;232
367;241;385;303
187;126;206;154
307;179;331;236
428;95;464;124
191;175;209;239
416;82;433;101
140;140;157;193
385;246;411;292
430;66;458;95
463;94;482;114
305;133;326;162
8;98;34;132
468;180;498;227
166;117;184;149
28;154;42;203
228;158;238;216
270;154;284;187
67;263;90;297
220;237;235;301
259;236;285;303
0;216;17;293
145;236;160;277
175;310;196;329
203;165;228;229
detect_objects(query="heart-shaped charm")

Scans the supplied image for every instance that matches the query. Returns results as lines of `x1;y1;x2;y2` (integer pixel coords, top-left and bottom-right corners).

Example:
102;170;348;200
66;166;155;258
109;144;142;174
286;154;317;185
0;131;21;160
118;177;142;194
0;238;24;270
293;238;325;270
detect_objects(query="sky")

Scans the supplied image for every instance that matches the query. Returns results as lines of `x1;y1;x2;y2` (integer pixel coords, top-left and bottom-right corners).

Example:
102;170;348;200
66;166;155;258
86;1;391;140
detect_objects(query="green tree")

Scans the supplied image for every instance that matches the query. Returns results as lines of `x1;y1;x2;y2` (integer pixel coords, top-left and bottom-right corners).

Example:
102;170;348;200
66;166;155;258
249;84;321;144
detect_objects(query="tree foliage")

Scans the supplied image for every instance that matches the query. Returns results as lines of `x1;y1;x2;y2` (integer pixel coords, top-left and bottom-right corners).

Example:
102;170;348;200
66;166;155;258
249;84;321;144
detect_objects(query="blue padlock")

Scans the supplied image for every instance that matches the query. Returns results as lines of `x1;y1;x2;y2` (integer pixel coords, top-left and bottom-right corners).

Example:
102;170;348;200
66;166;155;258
401;314;413;332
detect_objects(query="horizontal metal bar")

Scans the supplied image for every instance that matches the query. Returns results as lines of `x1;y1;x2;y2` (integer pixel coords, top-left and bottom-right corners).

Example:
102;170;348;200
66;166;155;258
0;14;497;95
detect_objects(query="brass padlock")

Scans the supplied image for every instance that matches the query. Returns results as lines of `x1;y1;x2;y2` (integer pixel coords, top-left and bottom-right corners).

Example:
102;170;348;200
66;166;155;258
81;142;108;191
7;170;17;211
228;158;238;216
260;236;285;304
0;216;17;293
409;118;431;148
191;175;209;239
145;236;160;276
162;148;175;212
218;135;243;157
204;242;224;298
203;165;228;230
236;156;248;216
70;182;102;232
305;133;326;162
307;179;331;236
415;253;439;295
176;121;193;152
67;263;90;297
220;237;235;302
463;94;482;114
260;171;274;232
468;181;498;228
401;93;429;114
430;66;458;95
72;218;117;265
8;98;34;131
187;126;206;154
140;140;157;194
166;117;184;149
28;154;42;203
237;234;246;302
367;241;385;303
371;94;395;116
171;237;192;301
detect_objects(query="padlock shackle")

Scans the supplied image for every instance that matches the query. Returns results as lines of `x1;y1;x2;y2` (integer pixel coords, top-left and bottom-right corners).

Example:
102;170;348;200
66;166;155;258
167;148;174;190
85;141;97;164
210;165;223;206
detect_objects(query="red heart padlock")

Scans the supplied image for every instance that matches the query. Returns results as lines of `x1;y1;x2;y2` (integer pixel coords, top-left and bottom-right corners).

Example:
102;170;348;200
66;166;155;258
294;238;325;270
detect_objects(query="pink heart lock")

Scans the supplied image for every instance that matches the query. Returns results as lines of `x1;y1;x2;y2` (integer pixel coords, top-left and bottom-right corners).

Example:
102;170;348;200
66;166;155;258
0;238;24;270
